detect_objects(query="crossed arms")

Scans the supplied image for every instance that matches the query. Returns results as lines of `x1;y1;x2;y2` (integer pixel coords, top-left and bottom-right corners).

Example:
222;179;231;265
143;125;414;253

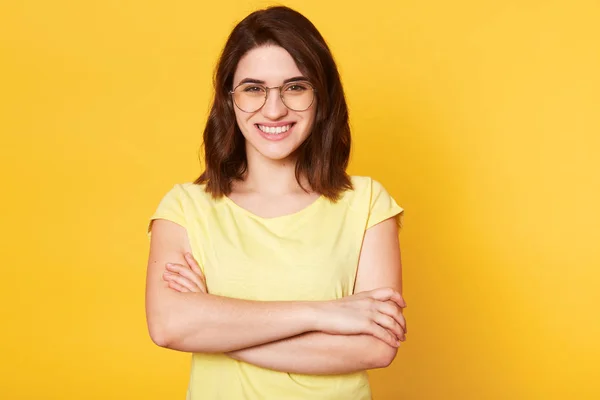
145;217;406;375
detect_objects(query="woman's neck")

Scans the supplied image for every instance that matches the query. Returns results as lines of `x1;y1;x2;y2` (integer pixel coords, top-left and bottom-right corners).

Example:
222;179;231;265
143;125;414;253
237;146;309;196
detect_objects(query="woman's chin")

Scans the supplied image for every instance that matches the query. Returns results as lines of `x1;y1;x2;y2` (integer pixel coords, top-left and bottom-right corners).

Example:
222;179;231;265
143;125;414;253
259;149;297;162
247;140;302;162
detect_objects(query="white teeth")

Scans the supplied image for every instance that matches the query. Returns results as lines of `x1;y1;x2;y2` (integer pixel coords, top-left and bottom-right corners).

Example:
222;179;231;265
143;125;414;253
258;124;292;134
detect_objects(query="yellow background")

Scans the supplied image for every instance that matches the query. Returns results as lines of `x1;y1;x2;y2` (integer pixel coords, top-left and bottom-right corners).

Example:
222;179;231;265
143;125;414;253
1;0;598;398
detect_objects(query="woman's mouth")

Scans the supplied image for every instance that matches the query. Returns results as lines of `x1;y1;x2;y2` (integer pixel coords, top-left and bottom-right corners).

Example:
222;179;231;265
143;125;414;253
256;123;295;135
254;123;296;141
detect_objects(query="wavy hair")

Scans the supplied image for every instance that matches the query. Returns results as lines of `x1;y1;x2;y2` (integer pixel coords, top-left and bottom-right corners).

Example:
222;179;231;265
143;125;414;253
195;6;352;200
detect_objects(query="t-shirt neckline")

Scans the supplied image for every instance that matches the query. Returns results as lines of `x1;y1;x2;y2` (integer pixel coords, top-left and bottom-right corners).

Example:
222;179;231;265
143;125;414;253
221;193;325;222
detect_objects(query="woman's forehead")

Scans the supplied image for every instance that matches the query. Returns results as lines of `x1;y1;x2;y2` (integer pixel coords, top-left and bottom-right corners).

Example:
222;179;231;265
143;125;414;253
233;45;303;85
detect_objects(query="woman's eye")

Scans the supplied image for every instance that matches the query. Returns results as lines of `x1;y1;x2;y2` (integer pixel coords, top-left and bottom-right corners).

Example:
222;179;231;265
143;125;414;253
287;84;308;91
243;86;264;92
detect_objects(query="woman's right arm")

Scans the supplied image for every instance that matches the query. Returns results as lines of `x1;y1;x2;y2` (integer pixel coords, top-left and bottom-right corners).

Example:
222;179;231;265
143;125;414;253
146;219;319;353
145;219;405;353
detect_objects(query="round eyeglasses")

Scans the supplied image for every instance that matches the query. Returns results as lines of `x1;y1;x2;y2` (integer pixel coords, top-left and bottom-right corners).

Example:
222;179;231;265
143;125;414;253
229;81;316;113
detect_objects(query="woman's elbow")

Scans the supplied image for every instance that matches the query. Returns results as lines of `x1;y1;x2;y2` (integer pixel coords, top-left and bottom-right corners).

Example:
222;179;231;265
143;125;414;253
370;341;399;369
147;317;212;353
148;320;172;348
147;311;181;349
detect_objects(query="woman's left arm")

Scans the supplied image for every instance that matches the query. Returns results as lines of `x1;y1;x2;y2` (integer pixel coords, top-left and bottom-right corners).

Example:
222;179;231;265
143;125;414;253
218;216;404;374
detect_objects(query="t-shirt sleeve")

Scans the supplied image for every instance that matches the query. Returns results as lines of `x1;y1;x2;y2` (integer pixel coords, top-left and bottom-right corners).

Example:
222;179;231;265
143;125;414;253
366;179;404;229
147;184;187;239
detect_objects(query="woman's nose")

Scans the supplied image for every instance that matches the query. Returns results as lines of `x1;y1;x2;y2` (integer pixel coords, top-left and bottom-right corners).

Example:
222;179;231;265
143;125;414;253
261;87;288;119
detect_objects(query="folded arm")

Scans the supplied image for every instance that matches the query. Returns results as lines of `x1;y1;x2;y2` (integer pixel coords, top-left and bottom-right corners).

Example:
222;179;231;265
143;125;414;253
227;216;405;374
146;219;319;353
228;331;395;374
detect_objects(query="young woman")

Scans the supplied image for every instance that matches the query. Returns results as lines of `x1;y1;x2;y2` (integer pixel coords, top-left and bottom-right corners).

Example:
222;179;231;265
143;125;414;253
146;6;407;400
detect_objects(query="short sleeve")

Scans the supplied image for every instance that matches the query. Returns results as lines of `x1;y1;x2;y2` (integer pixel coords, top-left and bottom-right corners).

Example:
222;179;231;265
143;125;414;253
366;179;404;229
147;184;187;239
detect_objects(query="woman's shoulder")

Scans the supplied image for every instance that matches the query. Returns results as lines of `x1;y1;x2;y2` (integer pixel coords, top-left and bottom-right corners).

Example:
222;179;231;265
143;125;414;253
335;175;375;209
159;181;219;208
340;175;402;223
341;175;387;201
177;181;209;195
348;175;375;191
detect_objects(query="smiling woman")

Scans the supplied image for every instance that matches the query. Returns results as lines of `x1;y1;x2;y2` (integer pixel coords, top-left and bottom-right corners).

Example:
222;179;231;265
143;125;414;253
146;6;406;400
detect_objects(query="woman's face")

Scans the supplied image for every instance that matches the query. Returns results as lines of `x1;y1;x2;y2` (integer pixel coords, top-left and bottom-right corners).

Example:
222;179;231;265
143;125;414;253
231;45;316;162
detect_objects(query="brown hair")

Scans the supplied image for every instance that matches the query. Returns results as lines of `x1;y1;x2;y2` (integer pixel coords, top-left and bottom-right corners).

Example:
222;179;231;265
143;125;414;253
195;6;352;200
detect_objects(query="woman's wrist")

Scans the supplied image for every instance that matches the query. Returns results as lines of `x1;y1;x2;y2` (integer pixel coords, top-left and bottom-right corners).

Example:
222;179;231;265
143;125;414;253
302;300;330;332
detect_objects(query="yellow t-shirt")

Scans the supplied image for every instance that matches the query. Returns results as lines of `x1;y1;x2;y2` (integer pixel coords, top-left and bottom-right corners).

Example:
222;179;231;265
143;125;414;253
147;175;403;400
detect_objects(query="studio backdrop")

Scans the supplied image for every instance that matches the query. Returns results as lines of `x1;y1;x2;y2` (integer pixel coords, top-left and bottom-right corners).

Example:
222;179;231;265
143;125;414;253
1;0;598;399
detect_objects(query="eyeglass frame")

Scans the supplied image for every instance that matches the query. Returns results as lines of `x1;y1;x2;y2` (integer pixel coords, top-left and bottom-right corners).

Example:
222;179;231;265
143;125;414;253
228;81;317;113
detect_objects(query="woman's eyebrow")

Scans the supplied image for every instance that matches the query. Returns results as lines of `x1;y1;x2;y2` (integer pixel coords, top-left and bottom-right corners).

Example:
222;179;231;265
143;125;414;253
237;76;308;85
283;76;308;84
238;78;265;85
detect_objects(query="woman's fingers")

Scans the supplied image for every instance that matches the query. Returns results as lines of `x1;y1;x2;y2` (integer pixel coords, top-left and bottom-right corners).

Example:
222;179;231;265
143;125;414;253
368;288;406;308
167;280;190;293
184;253;205;280
163;271;202;292
165;263;206;292
373;313;405;341
378;301;407;333
367;322;399;348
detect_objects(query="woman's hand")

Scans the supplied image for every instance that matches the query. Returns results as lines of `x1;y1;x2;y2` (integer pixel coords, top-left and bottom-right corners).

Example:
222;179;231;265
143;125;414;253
162;252;207;293
316;288;407;347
